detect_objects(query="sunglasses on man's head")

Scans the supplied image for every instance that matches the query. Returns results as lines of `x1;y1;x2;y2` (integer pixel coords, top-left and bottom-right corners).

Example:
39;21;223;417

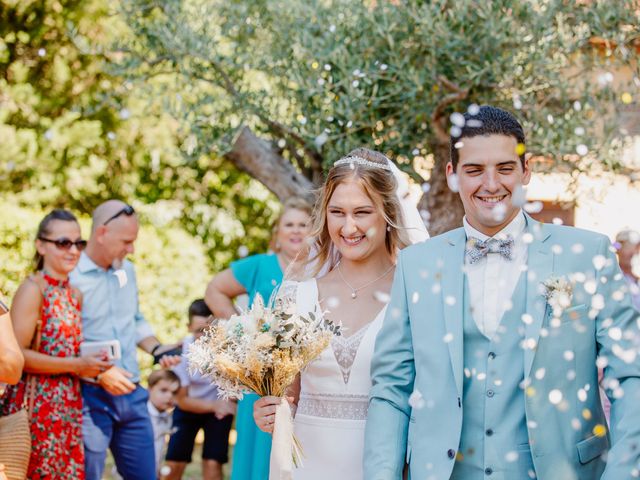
103;205;135;226
38;237;88;251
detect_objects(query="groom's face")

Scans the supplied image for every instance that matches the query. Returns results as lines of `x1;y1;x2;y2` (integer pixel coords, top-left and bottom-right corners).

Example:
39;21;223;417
447;134;530;237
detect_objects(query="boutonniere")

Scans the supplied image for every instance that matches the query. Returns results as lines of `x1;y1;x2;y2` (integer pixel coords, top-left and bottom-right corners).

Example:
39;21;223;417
542;276;573;317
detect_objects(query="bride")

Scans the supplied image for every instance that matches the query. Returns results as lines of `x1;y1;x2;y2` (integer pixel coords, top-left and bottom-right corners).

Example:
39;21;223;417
253;148;428;479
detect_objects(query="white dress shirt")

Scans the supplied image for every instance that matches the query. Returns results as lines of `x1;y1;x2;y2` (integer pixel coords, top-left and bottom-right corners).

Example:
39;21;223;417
463;211;527;339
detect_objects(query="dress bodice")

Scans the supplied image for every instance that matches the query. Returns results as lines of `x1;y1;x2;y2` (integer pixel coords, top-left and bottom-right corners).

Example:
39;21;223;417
294;279;386;420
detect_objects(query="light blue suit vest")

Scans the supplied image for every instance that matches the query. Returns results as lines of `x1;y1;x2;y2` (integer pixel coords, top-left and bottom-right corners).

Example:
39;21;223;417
451;275;533;479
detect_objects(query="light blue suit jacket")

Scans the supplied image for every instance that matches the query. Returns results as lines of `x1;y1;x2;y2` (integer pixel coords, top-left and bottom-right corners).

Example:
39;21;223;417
364;216;640;480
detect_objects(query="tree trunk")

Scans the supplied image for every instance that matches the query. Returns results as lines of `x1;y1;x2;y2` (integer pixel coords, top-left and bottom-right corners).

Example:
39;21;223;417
419;140;464;236
225;126;315;202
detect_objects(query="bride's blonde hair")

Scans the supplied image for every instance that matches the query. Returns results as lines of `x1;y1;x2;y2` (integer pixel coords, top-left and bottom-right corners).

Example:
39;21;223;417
308;148;411;275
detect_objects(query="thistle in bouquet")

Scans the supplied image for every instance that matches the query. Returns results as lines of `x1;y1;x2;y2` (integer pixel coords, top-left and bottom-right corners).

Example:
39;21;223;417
188;291;340;468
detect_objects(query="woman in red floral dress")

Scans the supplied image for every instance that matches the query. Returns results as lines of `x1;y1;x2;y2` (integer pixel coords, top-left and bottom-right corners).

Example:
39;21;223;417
0;210;111;480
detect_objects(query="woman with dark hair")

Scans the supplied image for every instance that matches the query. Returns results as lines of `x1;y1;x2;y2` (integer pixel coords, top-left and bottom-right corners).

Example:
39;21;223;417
205;197;313;480
0;209;111;479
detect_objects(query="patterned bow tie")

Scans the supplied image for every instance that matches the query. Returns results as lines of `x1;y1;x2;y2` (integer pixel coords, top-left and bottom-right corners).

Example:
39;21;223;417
465;236;515;264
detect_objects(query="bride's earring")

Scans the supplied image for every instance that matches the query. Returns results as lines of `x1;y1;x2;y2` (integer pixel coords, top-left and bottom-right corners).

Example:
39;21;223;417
386;225;391;232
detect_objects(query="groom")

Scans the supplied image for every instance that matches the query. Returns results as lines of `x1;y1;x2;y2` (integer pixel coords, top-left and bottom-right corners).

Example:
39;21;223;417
364;105;640;479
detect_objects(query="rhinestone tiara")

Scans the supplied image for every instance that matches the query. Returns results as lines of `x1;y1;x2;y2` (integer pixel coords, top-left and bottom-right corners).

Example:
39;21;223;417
333;155;393;171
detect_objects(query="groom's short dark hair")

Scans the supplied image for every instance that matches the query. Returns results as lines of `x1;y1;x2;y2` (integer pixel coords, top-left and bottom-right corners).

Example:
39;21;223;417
449;105;526;170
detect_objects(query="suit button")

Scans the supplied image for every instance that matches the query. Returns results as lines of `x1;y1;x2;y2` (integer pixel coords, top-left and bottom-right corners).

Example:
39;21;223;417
486;390;495;398
488;351;496;359
485;467;493;475
447;449;456;459
485;428;494;436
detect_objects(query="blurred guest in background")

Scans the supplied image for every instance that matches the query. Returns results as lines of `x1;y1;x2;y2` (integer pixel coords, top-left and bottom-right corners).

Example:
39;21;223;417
164;300;236;480
205;197;312;480
1;209;110;479
147;369;181;479
70;200;181;480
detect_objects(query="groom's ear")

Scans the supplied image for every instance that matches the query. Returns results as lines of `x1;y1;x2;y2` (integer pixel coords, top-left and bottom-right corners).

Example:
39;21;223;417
446;161;455;177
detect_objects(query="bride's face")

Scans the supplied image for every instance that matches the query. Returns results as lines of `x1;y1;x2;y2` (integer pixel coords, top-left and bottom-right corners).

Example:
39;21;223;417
326;179;387;262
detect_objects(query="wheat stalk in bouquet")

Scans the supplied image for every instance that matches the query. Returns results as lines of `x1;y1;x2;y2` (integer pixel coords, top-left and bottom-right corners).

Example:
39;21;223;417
188;290;340;467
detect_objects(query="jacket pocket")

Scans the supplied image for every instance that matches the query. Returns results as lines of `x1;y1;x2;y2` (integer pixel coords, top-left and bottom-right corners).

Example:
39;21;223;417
576;434;609;464
560;304;587;324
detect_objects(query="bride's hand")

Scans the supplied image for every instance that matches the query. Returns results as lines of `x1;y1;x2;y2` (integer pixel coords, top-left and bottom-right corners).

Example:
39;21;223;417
253;396;294;433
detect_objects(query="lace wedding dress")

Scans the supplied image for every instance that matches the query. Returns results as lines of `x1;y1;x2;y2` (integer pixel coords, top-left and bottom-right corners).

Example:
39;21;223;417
291;279;386;480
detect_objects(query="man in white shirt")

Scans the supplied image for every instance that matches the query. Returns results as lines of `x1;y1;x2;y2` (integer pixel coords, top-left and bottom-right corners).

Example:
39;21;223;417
365;105;640;480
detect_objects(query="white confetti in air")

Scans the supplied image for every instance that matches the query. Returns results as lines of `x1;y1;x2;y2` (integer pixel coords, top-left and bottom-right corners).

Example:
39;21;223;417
352;80;359;88
468;104;480;115
548;389;563;405
571;243;584;254
573;101;582;111
567;370;576;381
591;294;605;310
608;327;622;341
443;333;454;343
277;138;286;148
524;201;543;214
38;48;46;57
324;64;331;71
584;279;597;295
445;295;456;306
551;244;563;254
114;269;128;288
576;144;588;156
522;232;534;244
421;183;431;193
521;313;533;325
326;296;340;309
431;283;441;294
571;418;581;430
535;368;546;380
592;255;606;270
237;245;249;258
373;291;391;303
575;127;585;136
505;451;519;462
450;126;462;137
552;217;564;225
408;389;426;409
612;290;624;301
492;203;507;222
380;64;388;71
596;356;608;369
612;344;637;364
329;24;336;32
314;132;328;148
160;466;171;476
564;350;575;361
412;292;420;304
513;97;523;110
547;114;554;124
450;112;466;127
578;389;588;402
447;174;460;193
454;141;464;150
512;184;527;208
477;372;486;381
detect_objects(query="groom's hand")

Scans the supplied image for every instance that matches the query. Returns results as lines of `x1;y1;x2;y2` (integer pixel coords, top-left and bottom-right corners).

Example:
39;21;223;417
253;396;295;433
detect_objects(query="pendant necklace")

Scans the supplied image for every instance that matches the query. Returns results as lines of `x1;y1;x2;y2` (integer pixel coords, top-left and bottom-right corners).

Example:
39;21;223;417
337;262;395;299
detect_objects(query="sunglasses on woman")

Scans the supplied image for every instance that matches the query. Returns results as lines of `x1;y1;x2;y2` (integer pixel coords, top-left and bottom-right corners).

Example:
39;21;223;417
38;237;88;251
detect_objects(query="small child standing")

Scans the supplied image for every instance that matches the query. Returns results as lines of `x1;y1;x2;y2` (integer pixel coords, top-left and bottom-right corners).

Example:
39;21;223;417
147;369;181;478
164;300;236;480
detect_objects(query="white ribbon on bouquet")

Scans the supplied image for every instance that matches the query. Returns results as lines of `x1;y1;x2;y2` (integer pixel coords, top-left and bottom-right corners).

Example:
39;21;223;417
269;400;302;480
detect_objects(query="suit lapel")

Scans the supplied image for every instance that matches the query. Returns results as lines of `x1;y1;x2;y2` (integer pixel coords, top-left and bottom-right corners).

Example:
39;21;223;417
441;228;466;397
523;215;554;378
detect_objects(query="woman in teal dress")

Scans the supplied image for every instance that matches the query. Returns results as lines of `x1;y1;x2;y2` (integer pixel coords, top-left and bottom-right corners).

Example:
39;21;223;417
205;197;312;480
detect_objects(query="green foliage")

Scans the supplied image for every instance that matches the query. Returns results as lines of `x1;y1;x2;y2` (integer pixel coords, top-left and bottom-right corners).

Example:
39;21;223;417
0;0;277;271
114;0;639;179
